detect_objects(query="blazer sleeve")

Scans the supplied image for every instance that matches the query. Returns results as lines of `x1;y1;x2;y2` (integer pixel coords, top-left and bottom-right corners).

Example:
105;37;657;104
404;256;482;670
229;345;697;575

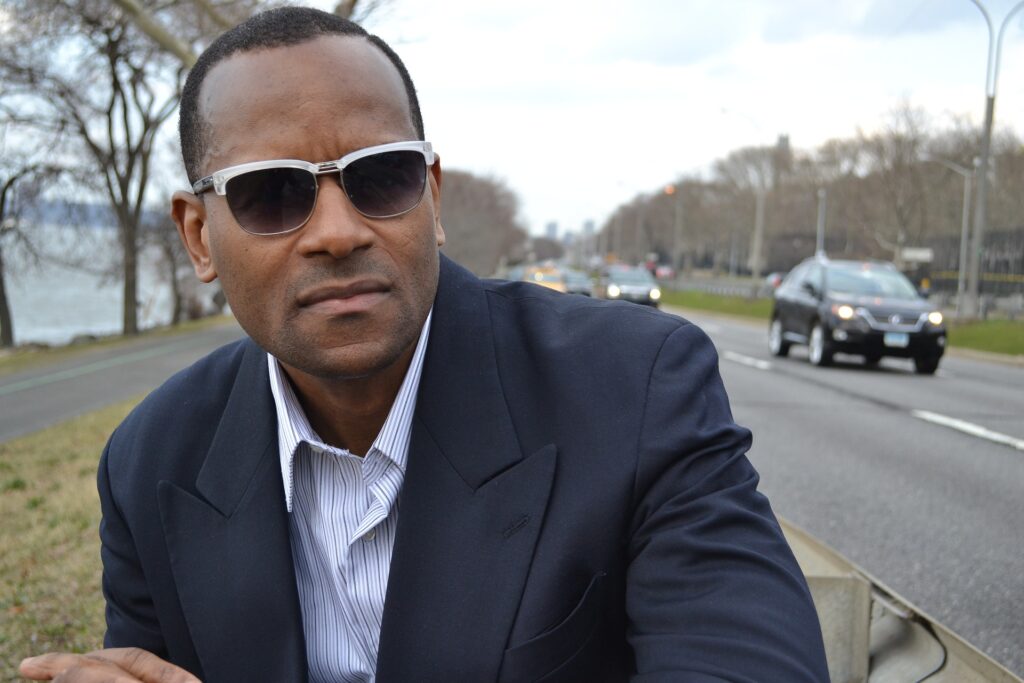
97;433;168;656
626;322;829;683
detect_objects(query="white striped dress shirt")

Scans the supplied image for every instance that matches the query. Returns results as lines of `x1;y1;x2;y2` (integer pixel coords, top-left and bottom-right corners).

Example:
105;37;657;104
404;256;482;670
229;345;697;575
267;311;431;683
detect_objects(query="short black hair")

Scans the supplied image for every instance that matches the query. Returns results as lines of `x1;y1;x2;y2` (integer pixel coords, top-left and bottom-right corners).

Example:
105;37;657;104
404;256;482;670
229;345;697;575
178;6;424;185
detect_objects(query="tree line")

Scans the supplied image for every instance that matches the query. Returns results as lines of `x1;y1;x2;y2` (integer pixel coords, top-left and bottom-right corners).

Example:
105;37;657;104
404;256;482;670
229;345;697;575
597;105;1024;294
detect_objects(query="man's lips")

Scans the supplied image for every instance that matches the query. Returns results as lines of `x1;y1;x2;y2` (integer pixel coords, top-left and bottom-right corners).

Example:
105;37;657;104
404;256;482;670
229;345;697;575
296;280;390;315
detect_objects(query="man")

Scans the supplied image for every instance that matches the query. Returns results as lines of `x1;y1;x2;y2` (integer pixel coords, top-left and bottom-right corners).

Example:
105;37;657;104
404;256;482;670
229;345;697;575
21;7;829;682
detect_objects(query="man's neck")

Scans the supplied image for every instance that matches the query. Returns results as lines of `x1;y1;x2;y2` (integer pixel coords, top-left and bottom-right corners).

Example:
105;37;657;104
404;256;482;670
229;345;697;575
279;345;416;457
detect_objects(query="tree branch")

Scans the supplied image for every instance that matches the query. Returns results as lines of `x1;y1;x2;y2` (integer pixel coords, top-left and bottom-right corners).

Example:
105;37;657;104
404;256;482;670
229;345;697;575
109;0;197;66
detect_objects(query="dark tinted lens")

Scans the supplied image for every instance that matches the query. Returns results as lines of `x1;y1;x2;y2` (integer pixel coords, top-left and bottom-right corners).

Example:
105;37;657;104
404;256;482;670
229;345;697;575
225;167;317;234
342;150;427;218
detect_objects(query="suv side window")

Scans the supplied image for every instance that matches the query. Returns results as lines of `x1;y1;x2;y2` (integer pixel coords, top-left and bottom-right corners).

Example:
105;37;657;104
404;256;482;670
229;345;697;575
783;262;810;288
807;264;824;294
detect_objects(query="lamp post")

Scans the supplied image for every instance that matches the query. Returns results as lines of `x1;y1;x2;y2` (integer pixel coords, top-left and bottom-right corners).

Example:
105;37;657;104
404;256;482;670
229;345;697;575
963;0;1024;317
664;183;688;278
921;155;977;318
815;188;827;256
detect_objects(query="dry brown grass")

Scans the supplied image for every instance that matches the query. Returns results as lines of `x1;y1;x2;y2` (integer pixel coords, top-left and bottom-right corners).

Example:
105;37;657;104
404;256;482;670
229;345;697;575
0;398;140;680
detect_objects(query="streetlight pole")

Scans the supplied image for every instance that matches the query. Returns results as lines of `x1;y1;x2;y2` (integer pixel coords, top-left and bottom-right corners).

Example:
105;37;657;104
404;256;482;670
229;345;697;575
815;188;827;256
664;184;688;277
964;0;1024;316
749;186;766;280
921;155;976;318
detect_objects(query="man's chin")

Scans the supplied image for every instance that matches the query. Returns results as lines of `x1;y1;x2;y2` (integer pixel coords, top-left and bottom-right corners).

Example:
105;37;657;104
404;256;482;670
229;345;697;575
271;337;414;384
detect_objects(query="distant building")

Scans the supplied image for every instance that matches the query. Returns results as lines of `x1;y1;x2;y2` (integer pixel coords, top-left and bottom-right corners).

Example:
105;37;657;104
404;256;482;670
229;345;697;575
545;221;558;241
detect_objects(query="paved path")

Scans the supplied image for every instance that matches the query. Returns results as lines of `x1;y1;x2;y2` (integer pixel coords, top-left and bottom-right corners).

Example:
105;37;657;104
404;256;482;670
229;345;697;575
0;321;245;443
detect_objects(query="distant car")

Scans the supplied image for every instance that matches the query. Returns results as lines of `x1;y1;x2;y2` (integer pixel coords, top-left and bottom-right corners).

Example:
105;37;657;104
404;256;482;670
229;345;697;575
563;269;593;296
760;271;786;296
522;266;567;293
654;264;676;281
503;265;524;283
595;265;661;307
768;256;946;374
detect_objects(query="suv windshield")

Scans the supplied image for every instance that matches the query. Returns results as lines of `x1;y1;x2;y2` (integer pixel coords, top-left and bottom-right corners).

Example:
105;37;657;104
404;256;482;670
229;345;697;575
609;268;655;284
826;264;919;299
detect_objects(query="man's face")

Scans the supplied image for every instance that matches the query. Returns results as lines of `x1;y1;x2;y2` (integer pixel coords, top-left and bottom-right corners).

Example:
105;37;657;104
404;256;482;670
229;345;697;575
175;36;444;381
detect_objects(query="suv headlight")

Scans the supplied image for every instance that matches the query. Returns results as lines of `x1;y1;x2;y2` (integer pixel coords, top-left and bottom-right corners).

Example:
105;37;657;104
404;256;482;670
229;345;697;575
831;304;856;320
607;284;620;298
650;287;661;301
928;311;943;326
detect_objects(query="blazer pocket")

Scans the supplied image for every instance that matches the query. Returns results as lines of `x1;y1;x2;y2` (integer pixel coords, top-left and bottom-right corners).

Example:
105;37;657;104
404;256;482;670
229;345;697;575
499;572;607;683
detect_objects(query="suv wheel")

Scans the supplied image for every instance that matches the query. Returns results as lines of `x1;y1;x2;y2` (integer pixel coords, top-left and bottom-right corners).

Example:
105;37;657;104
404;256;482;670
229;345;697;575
914;354;940;375
808;322;833;367
768;318;790;357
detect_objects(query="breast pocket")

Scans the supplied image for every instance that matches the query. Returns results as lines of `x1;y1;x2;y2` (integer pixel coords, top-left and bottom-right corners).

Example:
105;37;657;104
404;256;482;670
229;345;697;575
498;572;608;683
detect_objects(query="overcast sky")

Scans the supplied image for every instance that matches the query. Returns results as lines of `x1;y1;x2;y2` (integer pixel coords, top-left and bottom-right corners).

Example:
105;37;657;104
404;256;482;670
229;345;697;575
343;1;1021;236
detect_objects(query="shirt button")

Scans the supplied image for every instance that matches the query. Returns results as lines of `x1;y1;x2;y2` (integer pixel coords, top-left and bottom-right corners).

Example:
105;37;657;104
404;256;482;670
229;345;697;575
362;529;376;542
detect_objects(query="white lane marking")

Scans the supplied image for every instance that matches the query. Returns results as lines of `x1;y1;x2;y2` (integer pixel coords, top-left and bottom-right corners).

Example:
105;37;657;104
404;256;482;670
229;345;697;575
722;350;772;371
912;410;1024;451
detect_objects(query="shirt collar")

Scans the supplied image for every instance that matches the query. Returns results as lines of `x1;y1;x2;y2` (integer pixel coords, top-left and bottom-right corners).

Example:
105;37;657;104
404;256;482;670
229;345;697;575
267;310;433;512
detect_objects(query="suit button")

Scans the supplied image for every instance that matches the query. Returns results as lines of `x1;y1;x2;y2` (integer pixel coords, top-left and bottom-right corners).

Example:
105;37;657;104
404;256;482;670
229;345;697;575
362;529;376;542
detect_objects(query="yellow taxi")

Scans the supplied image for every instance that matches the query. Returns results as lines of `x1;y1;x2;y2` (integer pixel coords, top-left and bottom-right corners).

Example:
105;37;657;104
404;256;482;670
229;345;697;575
522;266;567;293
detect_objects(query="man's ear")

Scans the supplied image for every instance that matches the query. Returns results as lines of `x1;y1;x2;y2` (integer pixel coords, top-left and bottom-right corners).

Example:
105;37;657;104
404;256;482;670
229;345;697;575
171;191;218;283
429;156;445;247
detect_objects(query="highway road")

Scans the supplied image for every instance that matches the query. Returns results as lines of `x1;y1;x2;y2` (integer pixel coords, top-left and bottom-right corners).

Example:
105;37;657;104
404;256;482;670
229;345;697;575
0;321;245;442
664;306;1024;676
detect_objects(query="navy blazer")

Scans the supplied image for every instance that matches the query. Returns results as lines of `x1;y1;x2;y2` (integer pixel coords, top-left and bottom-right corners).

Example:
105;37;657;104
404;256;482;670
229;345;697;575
97;255;829;682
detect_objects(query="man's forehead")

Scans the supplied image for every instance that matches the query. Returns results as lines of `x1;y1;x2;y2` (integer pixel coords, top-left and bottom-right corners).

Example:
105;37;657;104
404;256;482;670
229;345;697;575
198;35;415;163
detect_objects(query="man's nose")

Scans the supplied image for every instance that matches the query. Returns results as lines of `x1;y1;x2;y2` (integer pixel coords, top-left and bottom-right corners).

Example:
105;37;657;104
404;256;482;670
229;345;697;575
294;175;375;258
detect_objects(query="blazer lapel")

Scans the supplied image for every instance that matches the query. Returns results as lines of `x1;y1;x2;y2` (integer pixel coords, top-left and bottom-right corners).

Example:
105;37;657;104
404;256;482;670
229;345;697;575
376;257;558;682
157;340;307;682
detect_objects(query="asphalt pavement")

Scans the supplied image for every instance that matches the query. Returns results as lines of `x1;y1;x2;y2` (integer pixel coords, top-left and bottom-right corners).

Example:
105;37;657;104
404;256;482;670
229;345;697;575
0;321;245;443
664;305;1024;676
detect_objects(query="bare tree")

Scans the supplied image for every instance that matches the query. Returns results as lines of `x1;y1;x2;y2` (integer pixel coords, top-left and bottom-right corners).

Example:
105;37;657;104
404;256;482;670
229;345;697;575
112;0;385;68
439;170;528;276
0;167;48;347
0;0;189;335
858;104;931;264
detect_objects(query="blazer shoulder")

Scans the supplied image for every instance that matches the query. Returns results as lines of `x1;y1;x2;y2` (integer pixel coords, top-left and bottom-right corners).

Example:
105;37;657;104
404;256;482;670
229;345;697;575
483;278;702;362
104;338;257;481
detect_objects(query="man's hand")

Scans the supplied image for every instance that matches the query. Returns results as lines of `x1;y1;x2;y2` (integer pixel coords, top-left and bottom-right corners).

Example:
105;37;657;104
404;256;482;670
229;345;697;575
19;647;200;682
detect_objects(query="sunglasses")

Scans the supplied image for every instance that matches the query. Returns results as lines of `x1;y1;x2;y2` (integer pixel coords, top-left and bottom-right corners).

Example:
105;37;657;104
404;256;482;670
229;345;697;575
191;141;435;235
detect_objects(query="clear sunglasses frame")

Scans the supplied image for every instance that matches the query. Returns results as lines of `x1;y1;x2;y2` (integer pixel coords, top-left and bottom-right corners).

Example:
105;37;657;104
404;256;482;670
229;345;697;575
191;140;435;200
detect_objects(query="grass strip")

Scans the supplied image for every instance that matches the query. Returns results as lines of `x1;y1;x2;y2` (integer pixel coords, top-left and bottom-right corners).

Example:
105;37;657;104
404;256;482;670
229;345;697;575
660;290;774;320
947;319;1024;356
0;398;139;675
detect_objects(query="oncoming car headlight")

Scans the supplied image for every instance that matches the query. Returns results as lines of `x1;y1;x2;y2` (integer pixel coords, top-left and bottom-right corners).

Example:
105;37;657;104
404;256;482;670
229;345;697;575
831;304;856;320
607;284;621;298
928;311;943;326
650;287;661;301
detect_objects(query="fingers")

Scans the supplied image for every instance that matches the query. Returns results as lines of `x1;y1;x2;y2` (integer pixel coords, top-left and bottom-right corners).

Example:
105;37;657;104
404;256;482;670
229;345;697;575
19;648;200;682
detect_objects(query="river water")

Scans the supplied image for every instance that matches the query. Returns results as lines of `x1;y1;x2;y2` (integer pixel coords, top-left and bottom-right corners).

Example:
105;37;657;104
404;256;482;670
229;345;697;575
4;225;217;346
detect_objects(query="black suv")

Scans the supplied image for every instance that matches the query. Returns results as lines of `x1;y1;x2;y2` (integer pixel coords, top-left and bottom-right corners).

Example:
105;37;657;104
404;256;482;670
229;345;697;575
768;257;947;374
